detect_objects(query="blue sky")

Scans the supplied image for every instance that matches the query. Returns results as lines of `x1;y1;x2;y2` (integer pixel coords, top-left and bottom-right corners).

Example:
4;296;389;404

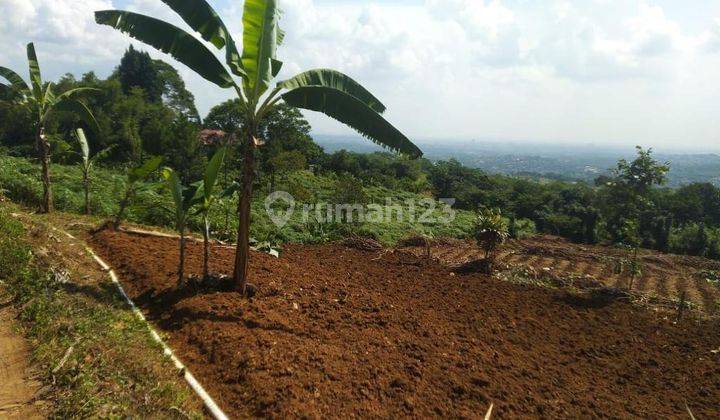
1;0;720;151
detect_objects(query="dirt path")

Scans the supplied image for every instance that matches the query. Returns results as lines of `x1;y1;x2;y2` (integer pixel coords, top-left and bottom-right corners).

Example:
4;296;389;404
0;301;46;419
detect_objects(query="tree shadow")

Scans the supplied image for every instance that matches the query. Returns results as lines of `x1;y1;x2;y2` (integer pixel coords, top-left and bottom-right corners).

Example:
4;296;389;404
61;282;130;309
558;288;632;309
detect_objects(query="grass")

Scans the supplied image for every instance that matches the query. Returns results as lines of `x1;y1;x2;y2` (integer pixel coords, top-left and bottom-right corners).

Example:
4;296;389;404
0;202;204;418
0;154;534;246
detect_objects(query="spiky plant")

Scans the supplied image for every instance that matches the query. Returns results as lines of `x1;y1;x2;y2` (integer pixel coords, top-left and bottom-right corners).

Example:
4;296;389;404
474;208;508;271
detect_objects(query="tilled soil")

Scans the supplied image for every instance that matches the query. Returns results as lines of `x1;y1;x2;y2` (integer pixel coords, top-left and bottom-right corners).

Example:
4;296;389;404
401;235;720;314
89;230;720;418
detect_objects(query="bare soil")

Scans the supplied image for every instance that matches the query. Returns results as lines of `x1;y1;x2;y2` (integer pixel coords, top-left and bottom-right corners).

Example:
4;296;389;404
0;303;46;419
401;235;720;315
89;229;720;418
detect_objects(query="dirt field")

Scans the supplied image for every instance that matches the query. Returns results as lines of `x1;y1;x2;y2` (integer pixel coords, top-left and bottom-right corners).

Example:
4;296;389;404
400;235;720;315
89;229;720;418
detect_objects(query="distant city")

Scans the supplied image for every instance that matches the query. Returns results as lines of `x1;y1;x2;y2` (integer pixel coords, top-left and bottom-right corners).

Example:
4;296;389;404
314;135;720;187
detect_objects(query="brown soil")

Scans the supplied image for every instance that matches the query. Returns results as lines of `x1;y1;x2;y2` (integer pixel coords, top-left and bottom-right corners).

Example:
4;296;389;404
89;229;720;418
402;236;720;314
0;303;46;418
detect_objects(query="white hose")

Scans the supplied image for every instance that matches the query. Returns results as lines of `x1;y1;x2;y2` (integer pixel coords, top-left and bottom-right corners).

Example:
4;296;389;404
49;224;230;420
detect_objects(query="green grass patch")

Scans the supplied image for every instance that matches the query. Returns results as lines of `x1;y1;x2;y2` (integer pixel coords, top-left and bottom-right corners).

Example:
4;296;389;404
0;203;203;418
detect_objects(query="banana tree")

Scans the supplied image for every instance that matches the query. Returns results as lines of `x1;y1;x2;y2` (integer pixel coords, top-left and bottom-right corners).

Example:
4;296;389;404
162;167;201;285
0;43;98;213
114;156;163;229
96;0;422;294
74;128;115;215
193;146;227;279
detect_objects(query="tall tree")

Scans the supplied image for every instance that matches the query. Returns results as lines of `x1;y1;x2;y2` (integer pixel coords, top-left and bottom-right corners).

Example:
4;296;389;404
96;0;422;293
154;59;201;122
118;45;163;102
0;43;98;212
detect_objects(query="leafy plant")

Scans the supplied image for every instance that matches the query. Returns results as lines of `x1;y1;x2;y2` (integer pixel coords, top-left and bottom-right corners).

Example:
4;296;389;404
162;167;201;285
96;0;422;294
74;128;114;215
113;156;162;229
0;43;98;213
620;219;643;290
474;208;509;272
193;146;226;279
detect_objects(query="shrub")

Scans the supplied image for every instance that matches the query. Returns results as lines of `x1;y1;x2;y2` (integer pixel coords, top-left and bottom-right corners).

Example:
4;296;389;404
474;208;509;269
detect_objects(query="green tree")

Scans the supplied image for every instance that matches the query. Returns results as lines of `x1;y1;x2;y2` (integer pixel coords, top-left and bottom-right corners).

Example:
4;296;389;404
118;45;163;102
154;59;201;122
0;43;98;212
96;0;422;292
599;147;669;243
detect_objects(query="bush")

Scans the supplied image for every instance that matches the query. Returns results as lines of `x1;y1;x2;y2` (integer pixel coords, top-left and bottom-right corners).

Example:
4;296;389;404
474;208;509;262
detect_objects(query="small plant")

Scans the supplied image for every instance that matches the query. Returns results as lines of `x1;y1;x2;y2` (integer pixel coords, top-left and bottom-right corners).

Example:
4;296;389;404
113;156;162;229
193;147;226;280
74;128;114;215
620;219;643;290
162;167;201;286
474;208;508;273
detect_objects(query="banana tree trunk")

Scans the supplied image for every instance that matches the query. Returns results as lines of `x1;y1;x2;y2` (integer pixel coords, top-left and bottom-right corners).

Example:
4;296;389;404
233;132;256;293
203;214;210;279
114;189;131;230
178;224;186;286
37;126;53;213
83;168;90;215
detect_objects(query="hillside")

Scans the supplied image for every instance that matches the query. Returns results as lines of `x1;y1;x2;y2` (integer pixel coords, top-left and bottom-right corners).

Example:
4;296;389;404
0;155;479;245
82;225;720;418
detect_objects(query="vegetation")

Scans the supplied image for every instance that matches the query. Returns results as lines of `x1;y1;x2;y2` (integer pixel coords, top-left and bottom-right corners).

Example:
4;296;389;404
73;128;114;214
0;204;201;417
95;0;420;293
196;147;227;279
0;8;718;274
0;43;98;213
114;156;162;229
162;166;198;285
474;208;509;273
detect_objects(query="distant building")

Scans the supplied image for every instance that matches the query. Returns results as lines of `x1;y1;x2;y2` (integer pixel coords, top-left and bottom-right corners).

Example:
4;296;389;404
198;129;236;146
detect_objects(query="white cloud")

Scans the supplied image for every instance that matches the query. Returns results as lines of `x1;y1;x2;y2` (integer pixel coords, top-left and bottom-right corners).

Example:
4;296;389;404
1;0;719;150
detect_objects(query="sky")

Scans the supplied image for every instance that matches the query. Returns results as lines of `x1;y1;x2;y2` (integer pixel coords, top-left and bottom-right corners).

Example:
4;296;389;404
1;0;720;151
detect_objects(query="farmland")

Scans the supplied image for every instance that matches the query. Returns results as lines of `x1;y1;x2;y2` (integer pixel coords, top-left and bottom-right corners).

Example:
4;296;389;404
2;0;720;417
79;225;718;418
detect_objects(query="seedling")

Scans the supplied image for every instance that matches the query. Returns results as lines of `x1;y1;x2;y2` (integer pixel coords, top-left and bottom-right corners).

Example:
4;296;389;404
162;167;201;286
74;128;114;215
192;147;226;280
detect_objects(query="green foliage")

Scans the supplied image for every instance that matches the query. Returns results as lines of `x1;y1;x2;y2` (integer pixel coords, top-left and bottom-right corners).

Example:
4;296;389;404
95;10;234;89
0;207;202;417
119;45;163;102
474;208;509;259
